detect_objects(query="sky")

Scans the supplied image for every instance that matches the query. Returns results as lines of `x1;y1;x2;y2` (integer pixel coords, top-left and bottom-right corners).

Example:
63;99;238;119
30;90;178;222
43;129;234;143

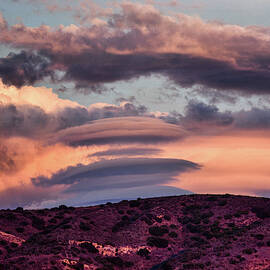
1;0;270;209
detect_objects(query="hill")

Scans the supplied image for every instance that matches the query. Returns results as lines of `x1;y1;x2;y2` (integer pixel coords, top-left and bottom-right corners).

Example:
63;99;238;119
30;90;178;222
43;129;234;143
0;194;270;269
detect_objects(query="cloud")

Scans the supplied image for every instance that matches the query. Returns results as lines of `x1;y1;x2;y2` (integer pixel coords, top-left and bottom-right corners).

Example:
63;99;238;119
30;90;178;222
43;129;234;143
0;51;52;87
50;116;187;146
180;101;270;132
0;185;57;209
181;101;234;130
32;158;201;192
1;3;270;93
90;147;162;157
0;104;50;138
234;108;270;129
0;144;16;174
0;82;151;139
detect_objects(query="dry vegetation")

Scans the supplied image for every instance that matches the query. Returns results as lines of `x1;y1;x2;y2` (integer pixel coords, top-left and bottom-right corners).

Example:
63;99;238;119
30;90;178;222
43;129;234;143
0;194;270;269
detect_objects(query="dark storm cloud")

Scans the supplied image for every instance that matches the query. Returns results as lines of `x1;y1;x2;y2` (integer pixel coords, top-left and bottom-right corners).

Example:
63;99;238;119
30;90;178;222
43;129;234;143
179;101;270;132
90;147;162;157
182;101;234;127
0;51;52;87
1;2;270;93
32;158;201;192
50;52;270;94
234;108;270;129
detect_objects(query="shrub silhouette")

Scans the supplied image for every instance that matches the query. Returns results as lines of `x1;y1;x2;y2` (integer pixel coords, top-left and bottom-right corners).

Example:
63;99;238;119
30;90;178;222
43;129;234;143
168;232;178;238
149;226;168;236
79;242;98;253
251;207;270;219
137;248;150;257
16;227;24;233
129;200;141;208
253;234;264;240
79;222;91;231
147;237;168;248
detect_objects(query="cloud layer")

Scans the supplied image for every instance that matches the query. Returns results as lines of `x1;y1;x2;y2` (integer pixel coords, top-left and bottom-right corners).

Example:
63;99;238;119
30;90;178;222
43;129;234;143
1;2;270;93
32;158;201;192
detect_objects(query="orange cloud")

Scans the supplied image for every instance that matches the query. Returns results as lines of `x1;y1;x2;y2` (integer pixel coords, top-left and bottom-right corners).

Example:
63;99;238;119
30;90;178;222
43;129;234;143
165;132;270;195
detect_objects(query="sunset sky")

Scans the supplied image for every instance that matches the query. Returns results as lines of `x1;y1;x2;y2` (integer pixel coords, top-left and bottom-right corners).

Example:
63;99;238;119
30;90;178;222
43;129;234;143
1;0;270;209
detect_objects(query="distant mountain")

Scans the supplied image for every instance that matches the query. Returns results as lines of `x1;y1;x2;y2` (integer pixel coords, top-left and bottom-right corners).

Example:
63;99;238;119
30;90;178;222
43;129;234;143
0;194;270;269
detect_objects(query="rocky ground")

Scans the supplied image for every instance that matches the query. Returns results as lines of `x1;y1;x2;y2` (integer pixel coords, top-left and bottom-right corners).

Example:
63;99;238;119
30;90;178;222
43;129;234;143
0;194;270;269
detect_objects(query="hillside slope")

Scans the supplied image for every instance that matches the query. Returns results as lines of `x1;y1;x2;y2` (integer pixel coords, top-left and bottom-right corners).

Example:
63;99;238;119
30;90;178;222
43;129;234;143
0;194;270;269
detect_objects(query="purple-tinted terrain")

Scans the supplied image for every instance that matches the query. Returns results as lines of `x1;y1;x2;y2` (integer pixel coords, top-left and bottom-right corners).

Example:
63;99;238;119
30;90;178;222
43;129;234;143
0;194;270;269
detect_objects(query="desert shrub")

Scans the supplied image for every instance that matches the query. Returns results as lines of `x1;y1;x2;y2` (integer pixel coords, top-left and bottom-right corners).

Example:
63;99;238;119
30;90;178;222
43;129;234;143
224;214;232;220
19;221;29;226
31;216;45;230
169;224;177;229
54;214;64;219
137;248;150;257
79;222;91;231
202;218;209;224
112;219;130;232
61;224;72;230
183;263;205;269
71;247;80;256
203;230;213;239
253;234;264;240
16;227;24;233
58;205;68;210
141;216;153;225
0;240;8;246
206;196;217;201
147;237;168;248
71;262;84;270
129;200;140;208
190;217;201;225
106;257;133;268
160;261;173;270
183;204;202;215
149;226;168;236
140;201;151;210
121;215;129;221
218;200;227;206
229;258;238;264
79;242;98;253
186;224;202;234
168;232;178;238
5;213;16;221
48;218;57;224
118;210;124;215
164;215;171;221
178;216;190;225
242;248;256;255
201;211;214;219
10;243;18;248
127;210;135;215
154;216;162;223
251;207;270;219
15;207;24;212
179;251;202;263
